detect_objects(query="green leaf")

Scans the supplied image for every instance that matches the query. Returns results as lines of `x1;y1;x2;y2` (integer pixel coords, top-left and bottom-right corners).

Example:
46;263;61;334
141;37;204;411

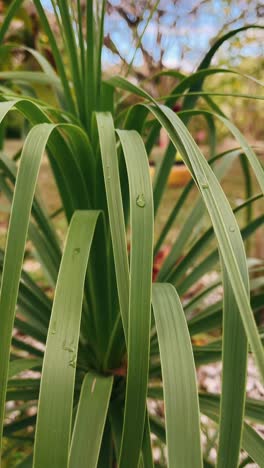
152;283;202;468
56;1;84;122
16;453;33;467
96;113;129;339
0;0;24;44
170;194;263;287
107;73;264;380
180;109;264;194
69;372;113;468
8;359;42;379
34;211;102;467
32;0;76;114
0;123;56;450
109;400;123;460
141;414;154;468
178;214;264;296
217;262;247;468
157;149;238;281
149;104;264;384
0;113;95;450
126;0;160;77
199;393;264;425
117;130;154;468
0;99;94;220
182;25;264;115
200;398;264;467
0;71;62;89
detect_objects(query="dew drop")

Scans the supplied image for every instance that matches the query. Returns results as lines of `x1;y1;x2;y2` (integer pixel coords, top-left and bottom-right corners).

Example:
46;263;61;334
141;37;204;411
199;174;209;190
63;342;75;353
69;355;77;368
136;193;146;208
73;247;80;255
105;166;111;181
229;225;235;232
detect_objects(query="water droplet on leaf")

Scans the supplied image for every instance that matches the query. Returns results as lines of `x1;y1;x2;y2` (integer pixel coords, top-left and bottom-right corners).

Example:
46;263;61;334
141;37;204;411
63;342;75;352
69;355;77;368
136;194;146;208
229;225;235;232
105;166;111;181
199;174;209;190
73;247;80;255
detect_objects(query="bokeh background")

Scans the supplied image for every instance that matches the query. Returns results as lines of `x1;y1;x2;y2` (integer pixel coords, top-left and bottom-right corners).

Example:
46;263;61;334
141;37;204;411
0;2;263;466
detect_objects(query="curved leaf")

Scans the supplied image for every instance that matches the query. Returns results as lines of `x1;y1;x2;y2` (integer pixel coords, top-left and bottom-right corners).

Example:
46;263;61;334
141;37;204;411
69;372;113;468
152;283;202;468
117;130;154;468
34;211;103;467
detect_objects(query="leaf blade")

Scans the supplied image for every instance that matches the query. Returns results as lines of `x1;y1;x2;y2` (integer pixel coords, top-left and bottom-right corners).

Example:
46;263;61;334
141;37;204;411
117;130;154;468
152;283;202;468
69;372;113;468
33;210;102;467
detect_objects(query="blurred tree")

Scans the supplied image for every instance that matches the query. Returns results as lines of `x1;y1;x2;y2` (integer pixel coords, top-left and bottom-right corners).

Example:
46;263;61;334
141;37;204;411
1;1;263;77
103;0;263;78
0;0;57;70
0;0;38;48
0;0;263;139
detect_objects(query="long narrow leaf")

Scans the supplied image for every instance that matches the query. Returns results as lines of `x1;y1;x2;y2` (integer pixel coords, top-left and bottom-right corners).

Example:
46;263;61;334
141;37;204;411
96;113;129;339
111;76;264;383
0;0;24;43
117;130;154;468
69;372;113;468
0;123;56;451
34;211;102;467
152;283;202;468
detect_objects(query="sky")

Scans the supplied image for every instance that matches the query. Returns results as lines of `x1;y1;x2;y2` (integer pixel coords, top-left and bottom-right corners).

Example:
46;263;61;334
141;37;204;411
42;0;264;72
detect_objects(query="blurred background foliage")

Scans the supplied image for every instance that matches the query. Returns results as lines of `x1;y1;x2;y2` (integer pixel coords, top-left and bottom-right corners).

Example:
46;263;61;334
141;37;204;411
0;0;263;140
0;2;263;466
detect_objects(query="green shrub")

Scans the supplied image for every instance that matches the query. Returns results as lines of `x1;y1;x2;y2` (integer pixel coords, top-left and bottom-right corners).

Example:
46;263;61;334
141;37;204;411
0;1;263;467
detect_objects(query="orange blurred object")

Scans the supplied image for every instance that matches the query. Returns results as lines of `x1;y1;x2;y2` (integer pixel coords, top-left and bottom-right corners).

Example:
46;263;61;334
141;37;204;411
149;163;192;187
